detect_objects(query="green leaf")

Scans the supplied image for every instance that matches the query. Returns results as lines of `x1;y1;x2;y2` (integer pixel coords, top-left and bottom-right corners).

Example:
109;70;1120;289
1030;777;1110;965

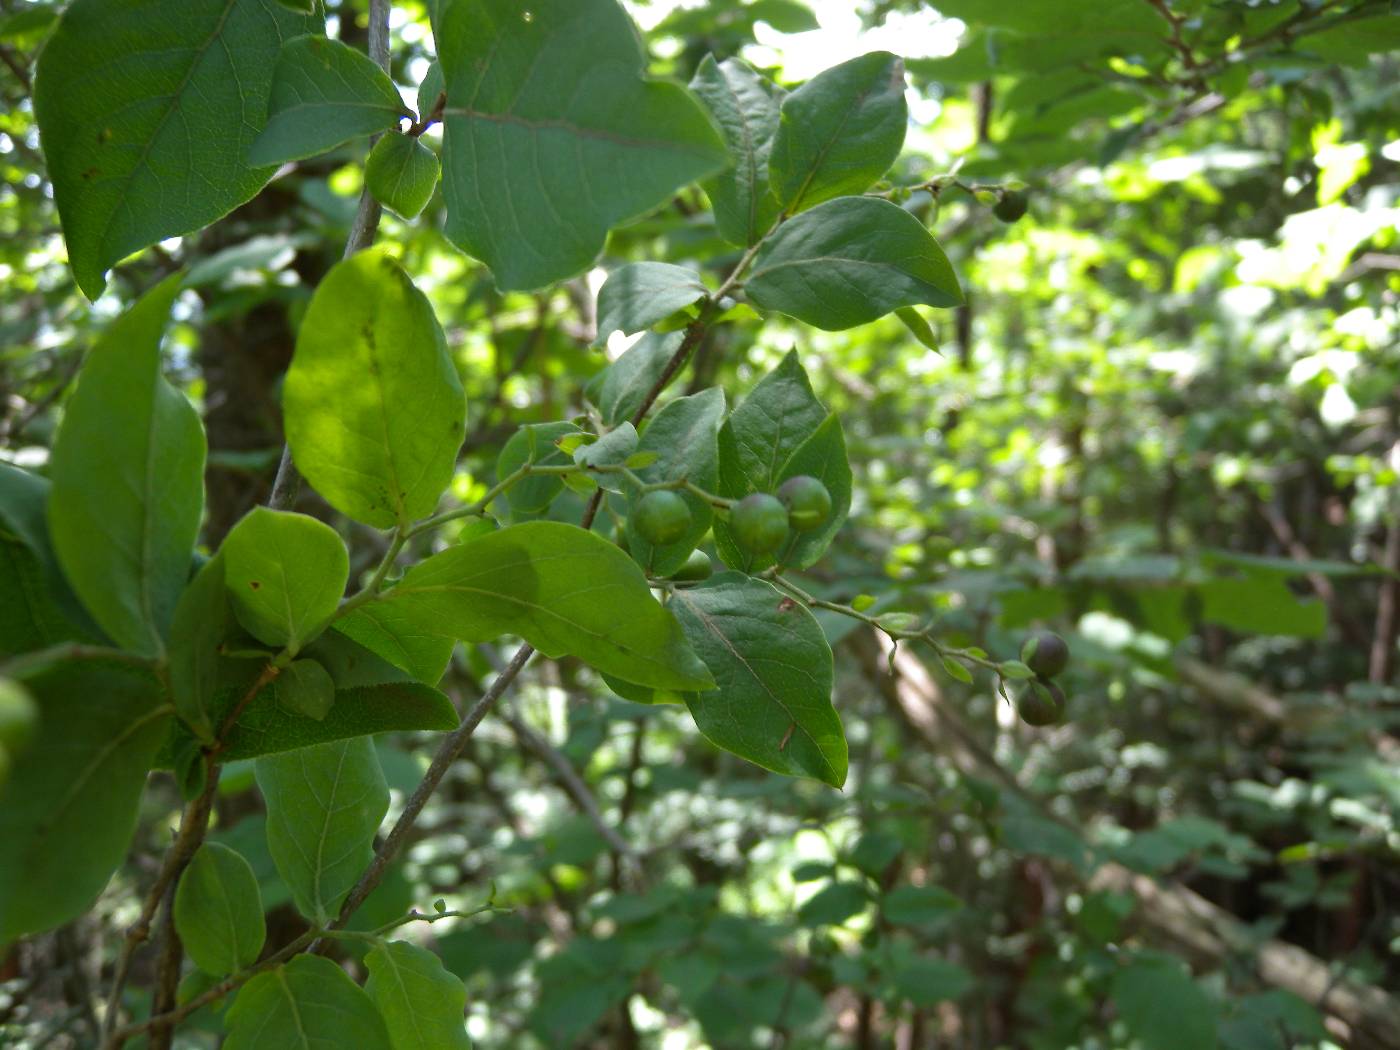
436;0;728;290
255;737;388;923
1297;15;1400;67
225;954;392;1050
1111;956;1218;1050
363;521;714;692
497;421;584;518
33;0;317;298
277;658;335;720
48;275;204;656
689;56;784;246
714;350;827;570
1200;575;1325;639
746;196;963;330
584;331;684;427
775;413;851;570
365;940;472;1050
890;956;972;1007
168;554;230;740
218;674;457;761
627;388;726;578
249;34;411;166
222;508;348;653
173;843;266;977
769;51;907;214
366;131;441;220
332;609;456;685
573;423;638;486
284;251;466;530
0;660;170;943
797;881;869;927
942;656;973;684
895;306;940;352
671;572;846;786
592;263;708;348
0;466;94;654
882;884;963;927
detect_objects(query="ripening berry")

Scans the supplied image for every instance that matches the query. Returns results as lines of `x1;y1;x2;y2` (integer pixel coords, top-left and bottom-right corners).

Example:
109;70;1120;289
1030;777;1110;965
669;549;713;582
1016;679;1065;727
993;189;1029;223
1020;631;1069;678
730;493;789;556
633;490;691;545
778;475;832;532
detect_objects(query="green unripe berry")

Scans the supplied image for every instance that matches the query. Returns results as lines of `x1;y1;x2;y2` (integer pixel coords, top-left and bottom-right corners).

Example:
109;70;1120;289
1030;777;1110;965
670;549;713;582
993;189;1029;223
777;475;832;533
1016;679;1064;727
633;490;691;546
1020;631;1069;678
0;679;37;753
730;493;789;556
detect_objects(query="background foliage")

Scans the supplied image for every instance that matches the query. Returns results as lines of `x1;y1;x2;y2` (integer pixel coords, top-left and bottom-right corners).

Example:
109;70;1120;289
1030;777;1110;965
2;0;1400;1047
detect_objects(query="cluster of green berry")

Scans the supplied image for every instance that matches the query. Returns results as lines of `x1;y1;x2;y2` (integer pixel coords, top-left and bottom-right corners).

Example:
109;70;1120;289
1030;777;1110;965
633;475;833;576
1015;630;1070;726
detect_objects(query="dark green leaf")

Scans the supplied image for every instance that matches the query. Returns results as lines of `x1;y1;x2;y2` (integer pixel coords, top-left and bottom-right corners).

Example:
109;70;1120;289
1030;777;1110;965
48;275;204;656
284;251;465;529
746;196;963;330
366;131;441;220
331;609;455;686
627;388;726;578
168;554;229;740
220;678;457;761
890;956;972;1007
276;658;335;720
363;521;714;691
173;843;266;977
896;306;940;351
365;940;472;1050
584;332;684;426
255;737;388;923
798;881;868;927
225;954;392;1050
769;51;907;214
688;56;784;246
671;572;846;786
775;413;851;570
0;661;170;942
222;508;348;652
592;263;708;348
883;884;963;927
249;34;411;166
436;0;728;290
34;0;317;297
1111;956;1218;1050
497;420;584;517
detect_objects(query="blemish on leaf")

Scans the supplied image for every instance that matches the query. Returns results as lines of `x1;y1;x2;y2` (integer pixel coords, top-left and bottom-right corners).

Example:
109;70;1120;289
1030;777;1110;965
249;580;262;590
779;722;796;751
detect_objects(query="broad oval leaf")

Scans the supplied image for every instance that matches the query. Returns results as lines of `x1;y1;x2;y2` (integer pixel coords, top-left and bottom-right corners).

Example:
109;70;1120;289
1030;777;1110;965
775;413;851;570
626;388;726;578
584;331;684;427
689;55;784;246
0;660;170;942
248;34;411;166
333;608;456;686
48;275;204;656
364;521;714;691
713;350;827;571
437;0;727;290
222;507;348;652
255;736;388;923
671;572;846;786
365;940;472;1050
214;660;453;761
276;658;335;720
1111;956;1219;1050
285;251;466;529
746;196;963;330
366;131;441;220
496;421;584;519
168;553;230;741
769;51;907;214
33;0;317;298
226;954;392;1050
173;842;266;976
593;262;709;348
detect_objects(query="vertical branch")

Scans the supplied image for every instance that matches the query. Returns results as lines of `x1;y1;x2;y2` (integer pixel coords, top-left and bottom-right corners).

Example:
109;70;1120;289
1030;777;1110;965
1370;505;1400;684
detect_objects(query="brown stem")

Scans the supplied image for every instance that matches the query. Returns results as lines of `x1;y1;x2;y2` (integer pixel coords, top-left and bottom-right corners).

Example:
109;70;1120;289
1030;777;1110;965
1369;512;1400;684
